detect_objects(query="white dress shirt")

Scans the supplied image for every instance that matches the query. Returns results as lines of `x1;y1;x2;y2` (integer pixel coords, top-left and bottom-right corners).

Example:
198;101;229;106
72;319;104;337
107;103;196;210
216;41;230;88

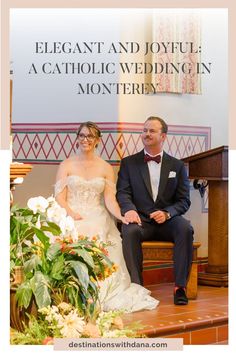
144;150;163;201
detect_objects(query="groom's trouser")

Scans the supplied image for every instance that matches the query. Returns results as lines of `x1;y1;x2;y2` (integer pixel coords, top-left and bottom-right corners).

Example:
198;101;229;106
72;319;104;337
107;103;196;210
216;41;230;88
121;216;194;287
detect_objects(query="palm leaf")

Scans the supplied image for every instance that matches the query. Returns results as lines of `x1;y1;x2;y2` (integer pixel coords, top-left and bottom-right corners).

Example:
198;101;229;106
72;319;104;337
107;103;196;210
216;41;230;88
76;248;95;268
32;227;50;249
24;254;42;273
47;242;61;261
69;260;89;291
15;281;33;309
50;254;65;280
30;271;51;309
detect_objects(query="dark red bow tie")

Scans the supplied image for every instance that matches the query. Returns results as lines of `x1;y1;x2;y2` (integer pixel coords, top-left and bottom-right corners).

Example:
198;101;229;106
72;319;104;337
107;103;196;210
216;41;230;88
144;154;161;164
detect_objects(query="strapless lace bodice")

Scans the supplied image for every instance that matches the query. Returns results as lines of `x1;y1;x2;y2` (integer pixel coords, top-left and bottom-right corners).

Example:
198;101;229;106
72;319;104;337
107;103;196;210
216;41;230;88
55;175;109;217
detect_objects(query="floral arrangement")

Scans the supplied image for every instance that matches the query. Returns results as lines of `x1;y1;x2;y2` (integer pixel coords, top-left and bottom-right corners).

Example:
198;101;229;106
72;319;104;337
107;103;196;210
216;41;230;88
10;196;116;316
10;196;143;344
10;303;142;345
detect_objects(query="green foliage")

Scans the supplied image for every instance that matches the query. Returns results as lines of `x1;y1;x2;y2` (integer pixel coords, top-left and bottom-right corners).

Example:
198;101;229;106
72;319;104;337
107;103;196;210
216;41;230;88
10;205;59;268
10;314;52;345
10;198;143;344
15;281;33;308
10;203;116;316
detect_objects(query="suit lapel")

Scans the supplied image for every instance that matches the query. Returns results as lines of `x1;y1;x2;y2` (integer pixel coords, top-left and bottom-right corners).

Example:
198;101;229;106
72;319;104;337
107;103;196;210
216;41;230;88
156;152;172;201
135;150;153;198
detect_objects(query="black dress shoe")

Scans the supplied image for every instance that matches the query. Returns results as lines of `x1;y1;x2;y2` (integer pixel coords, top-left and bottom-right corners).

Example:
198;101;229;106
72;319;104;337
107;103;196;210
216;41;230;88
174;287;188;305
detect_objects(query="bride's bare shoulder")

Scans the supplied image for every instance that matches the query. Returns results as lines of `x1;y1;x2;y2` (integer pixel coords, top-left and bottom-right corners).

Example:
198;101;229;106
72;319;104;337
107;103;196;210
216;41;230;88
97;156;112;169
58;156;79;170
96;157;115;181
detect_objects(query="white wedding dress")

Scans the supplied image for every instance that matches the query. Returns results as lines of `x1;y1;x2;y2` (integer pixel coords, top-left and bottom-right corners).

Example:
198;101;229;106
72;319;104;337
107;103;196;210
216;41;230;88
55;175;159;312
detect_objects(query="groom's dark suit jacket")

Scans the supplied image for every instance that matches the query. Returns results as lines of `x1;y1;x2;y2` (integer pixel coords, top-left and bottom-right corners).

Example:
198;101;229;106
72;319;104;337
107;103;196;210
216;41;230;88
116;150;191;222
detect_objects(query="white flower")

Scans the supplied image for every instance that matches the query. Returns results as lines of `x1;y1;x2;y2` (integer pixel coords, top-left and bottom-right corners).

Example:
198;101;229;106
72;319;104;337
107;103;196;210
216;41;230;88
27;196;49;214
58;302;72;313
70;228;79;242
40;305;63;323
46;312;63;323
47;195;55;204
59;215;75;236
47;204;67;224
58;311;85;338
38;306;50;315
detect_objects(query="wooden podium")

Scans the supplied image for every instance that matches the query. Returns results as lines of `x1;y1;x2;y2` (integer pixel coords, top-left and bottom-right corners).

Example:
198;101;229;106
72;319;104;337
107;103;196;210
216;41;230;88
10;163;32;205
183;146;228;286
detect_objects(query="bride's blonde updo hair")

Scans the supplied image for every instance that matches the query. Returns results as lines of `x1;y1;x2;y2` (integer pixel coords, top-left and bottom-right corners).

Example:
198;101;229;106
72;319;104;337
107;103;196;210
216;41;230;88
76;121;102;147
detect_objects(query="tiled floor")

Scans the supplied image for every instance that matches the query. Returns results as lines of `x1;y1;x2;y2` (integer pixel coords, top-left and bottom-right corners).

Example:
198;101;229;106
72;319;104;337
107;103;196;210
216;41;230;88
122;283;228;345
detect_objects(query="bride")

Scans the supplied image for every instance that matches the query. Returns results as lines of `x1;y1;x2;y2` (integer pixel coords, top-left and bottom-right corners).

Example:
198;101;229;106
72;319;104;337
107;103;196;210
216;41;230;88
55;121;159;312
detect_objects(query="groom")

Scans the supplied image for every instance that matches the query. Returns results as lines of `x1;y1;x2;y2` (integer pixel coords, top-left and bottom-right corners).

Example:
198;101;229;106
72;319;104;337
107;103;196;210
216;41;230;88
116;116;194;305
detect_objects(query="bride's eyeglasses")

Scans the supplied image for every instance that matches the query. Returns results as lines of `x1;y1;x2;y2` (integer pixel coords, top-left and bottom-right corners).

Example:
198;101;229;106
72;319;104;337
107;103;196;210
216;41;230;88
78;133;96;142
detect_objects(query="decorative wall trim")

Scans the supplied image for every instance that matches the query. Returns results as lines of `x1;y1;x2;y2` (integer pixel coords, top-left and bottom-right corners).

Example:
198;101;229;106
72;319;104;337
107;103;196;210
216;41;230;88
12;122;211;166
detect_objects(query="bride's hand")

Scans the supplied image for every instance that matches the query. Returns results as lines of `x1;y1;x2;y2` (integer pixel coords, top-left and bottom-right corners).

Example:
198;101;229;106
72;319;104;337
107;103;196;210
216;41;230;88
73;213;83;220
124;210;142;226
68;211;82;220
120;216;129;225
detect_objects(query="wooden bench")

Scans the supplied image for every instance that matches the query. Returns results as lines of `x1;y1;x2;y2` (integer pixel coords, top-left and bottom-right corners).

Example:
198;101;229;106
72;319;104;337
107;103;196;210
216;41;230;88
142;241;201;299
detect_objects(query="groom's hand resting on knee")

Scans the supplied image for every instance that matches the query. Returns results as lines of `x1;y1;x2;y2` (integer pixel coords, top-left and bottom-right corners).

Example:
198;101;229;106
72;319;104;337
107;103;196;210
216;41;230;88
124;210;142;226
150;210;167;224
